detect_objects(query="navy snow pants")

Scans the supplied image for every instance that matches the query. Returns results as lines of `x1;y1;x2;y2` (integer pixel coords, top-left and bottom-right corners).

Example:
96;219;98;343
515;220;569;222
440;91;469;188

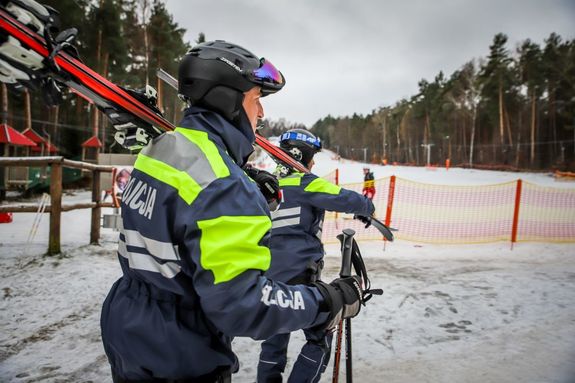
257;329;333;383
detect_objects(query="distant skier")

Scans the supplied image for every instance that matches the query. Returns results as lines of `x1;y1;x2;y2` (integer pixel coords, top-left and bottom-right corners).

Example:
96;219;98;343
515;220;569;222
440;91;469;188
362;167;376;200
257;129;375;383
100;41;366;382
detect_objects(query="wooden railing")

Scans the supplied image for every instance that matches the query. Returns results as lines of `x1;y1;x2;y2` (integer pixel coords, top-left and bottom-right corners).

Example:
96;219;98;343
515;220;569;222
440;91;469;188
0;156;116;255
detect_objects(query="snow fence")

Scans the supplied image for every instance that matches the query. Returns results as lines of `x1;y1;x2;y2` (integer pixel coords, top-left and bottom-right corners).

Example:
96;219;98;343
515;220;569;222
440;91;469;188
321;175;575;244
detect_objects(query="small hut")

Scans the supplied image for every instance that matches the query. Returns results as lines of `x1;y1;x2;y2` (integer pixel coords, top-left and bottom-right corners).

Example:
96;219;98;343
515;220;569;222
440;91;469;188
81;135;102;162
22;127;59;156
0;123;37;190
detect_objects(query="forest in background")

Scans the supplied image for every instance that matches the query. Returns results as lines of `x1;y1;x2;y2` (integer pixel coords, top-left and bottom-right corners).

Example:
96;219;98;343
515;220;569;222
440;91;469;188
1;0;574;171
310;33;575;170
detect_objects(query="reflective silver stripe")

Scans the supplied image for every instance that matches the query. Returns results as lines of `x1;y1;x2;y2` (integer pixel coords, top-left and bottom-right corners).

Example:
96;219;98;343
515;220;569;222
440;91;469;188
140;131;218;188
315;219;324;240
272;217;300;229
271;206;301;220
118;236;181;278
118;236;128;257
123;229;180;261
259;359;279;365
301;353;317;363
271;206;301;228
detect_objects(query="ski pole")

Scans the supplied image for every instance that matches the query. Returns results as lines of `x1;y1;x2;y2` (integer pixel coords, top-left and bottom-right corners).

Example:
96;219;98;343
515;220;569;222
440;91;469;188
332;320;344;383
345;313;353;383
333;228;355;383
28;193;49;243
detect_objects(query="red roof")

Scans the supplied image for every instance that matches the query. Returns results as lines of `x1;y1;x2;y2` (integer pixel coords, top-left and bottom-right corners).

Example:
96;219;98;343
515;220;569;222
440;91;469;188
82;135;103;148
22;128;45;143
22;128;59;153
0;124;37;147
30;141;59;153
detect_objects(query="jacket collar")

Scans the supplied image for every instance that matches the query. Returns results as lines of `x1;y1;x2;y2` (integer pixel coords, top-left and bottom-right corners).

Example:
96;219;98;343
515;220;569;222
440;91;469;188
179;106;255;167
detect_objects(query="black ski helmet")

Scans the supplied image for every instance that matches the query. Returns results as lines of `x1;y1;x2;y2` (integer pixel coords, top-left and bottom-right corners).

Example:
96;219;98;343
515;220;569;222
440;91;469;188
178;40;285;123
279;129;322;166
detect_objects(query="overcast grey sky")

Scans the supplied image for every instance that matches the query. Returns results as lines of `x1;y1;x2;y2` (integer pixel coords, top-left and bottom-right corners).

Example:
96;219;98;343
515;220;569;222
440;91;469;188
164;0;575;127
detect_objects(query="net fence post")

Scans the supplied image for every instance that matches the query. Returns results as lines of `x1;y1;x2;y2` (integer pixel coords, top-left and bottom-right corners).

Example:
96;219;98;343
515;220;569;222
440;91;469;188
335;168;339;220
48;162;62;255
384;175;396;244
90;169;101;244
511;179;523;249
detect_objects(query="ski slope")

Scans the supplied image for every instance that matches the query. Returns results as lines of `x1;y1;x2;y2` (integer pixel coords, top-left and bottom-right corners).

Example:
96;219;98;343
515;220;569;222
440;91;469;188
1;152;574;382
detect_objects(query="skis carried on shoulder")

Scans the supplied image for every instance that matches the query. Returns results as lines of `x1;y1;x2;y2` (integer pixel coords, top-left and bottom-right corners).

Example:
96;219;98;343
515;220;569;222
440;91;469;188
0;0;309;173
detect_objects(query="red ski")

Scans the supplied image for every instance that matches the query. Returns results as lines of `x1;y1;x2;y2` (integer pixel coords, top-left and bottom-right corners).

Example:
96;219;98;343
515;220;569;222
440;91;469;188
0;4;308;173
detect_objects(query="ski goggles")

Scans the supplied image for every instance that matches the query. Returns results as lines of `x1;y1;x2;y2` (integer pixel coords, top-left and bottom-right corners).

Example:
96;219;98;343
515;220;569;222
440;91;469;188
248;58;285;94
280;131;322;150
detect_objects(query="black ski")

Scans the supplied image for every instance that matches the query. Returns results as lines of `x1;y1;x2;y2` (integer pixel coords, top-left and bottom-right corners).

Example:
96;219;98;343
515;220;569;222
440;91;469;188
0;3;309;173
354;215;395;241
367;216;395;241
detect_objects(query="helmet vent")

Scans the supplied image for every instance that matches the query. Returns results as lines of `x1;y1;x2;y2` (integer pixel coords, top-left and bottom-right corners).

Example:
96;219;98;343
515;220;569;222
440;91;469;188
289;147;303;162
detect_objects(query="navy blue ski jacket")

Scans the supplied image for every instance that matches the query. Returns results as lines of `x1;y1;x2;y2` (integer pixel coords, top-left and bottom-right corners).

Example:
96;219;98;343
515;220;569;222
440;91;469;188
267;172;375;283
101;107;328;380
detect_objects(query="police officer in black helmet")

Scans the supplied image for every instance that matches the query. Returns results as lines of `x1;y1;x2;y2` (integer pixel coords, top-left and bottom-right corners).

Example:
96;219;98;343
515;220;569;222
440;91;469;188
257;129;375;383
101;40;366;382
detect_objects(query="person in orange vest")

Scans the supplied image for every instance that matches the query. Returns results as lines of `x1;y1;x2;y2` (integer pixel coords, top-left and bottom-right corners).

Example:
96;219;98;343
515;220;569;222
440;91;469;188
362;167;375;200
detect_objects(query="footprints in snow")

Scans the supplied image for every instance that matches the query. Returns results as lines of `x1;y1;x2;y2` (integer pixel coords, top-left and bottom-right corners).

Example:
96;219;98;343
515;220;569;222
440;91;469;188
439;320;473;334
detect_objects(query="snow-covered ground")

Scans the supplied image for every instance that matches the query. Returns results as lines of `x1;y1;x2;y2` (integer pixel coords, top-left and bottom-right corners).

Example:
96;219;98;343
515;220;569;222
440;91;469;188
1;151;574;383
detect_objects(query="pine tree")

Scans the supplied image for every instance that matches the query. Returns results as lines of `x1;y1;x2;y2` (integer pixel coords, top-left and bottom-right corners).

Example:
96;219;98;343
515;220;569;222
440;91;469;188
147;1;189;121
518;40;544;167
479;33;515;154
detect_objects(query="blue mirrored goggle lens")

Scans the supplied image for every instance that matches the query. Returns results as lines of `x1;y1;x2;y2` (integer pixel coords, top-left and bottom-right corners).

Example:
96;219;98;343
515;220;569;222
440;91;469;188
252;59;284;85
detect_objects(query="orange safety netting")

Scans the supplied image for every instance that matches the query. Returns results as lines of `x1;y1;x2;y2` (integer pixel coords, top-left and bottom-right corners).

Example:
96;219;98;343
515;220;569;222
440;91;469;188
517;182;575;242
320;174;575;244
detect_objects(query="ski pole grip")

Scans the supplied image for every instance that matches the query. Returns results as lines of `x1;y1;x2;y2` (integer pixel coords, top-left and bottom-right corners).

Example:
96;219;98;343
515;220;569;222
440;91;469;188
337;228;355;278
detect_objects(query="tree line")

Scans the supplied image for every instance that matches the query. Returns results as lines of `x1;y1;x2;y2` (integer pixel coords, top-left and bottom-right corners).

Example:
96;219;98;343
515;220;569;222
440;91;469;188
2;2;574;171
312;33;575;171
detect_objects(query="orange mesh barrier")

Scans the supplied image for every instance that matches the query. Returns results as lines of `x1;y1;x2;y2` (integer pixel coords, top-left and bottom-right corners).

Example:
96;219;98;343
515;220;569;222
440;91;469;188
320;174;575;244
516;181;575;242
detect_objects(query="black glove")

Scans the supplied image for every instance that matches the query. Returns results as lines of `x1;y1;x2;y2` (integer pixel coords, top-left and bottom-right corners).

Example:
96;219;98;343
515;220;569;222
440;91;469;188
244;165;282;211
313;276;363;331
354;214;372;228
